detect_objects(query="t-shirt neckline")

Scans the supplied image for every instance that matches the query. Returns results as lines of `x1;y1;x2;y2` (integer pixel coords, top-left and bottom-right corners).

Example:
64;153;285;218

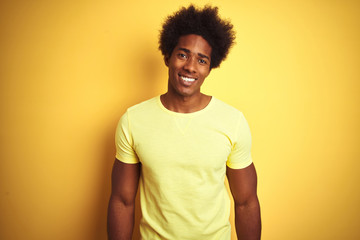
156;95;215;117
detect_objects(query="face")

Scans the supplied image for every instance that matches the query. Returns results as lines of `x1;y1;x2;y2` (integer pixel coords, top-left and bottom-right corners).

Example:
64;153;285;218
165;34;212;98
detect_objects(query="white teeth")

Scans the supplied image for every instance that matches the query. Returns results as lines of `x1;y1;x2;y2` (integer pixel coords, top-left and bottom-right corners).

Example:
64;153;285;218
180;76;195;82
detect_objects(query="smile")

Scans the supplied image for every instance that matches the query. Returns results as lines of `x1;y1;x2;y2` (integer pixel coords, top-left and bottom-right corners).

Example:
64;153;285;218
179;74;196;82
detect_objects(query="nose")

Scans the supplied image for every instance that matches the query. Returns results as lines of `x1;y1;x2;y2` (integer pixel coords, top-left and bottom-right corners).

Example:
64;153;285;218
183;57;196;73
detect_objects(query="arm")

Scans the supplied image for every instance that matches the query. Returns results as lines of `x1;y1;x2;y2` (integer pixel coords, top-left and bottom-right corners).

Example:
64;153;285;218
107;159;141;240
226;163;261;240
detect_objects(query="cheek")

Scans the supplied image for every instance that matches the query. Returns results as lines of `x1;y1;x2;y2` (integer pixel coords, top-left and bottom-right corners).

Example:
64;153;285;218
201;69;210;78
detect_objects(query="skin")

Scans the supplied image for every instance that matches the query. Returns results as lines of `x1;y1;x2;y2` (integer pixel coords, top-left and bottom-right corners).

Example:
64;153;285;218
227;164;261;240
107;160;140;240
107;34;261;240
161;34;212;113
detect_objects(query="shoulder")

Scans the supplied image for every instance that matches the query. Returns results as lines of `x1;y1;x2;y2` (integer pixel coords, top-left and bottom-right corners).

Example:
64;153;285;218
122;96;160;119
127;96;158;112
117;97;159;132
205;97;250;135
211;97;245;119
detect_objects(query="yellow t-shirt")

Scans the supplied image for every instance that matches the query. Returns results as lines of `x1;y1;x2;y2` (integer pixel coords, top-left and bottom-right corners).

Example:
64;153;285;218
115;96;253;240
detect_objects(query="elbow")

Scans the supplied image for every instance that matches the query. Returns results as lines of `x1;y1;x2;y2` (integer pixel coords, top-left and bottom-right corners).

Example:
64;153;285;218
109;193;136;208
234;195;260;211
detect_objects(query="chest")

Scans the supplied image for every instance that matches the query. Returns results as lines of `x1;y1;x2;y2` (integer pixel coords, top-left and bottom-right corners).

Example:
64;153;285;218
131;117;233;173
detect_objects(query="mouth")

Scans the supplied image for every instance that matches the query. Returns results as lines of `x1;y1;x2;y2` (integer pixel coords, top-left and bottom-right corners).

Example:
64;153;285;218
179;74;197;83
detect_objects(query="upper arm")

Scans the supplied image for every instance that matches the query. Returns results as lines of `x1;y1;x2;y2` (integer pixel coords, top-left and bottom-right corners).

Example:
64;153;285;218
110;159;141;205
226;163;258;205
227;112;253;169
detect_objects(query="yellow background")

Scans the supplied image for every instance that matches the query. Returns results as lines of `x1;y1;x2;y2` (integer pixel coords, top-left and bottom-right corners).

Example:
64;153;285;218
1;0;359;239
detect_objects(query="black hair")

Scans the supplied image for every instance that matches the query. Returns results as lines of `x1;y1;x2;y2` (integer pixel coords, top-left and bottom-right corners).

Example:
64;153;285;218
159;4;236;69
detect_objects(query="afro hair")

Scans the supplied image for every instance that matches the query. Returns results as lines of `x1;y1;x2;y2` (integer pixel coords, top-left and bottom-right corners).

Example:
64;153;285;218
159;4;236;69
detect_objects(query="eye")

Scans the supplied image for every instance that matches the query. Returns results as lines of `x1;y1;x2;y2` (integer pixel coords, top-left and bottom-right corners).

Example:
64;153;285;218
198;59;207;64
178;53;187;59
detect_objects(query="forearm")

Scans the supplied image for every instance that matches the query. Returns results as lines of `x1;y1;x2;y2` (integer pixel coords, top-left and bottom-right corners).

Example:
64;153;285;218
107;196;135;240
234;197;261;240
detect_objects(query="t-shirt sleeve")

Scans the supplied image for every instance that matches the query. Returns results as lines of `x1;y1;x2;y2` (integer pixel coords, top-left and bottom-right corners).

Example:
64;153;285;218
226;112;253;169
115;111;139;164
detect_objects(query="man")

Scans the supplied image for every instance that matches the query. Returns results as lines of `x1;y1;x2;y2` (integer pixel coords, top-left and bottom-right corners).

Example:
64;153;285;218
108;5;261;240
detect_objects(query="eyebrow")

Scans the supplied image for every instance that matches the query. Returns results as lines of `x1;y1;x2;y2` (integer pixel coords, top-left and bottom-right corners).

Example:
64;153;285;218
178;47;210;61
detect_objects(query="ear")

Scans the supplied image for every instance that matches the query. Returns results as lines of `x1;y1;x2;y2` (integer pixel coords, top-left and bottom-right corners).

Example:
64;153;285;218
164;55;170;67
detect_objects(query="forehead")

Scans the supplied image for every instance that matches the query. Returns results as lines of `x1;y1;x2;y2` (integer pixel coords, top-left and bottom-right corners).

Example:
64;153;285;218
175;34;212;57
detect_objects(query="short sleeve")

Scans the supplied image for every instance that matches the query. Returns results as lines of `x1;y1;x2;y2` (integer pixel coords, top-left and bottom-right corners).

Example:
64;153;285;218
226;112;253;169
115;111;139;164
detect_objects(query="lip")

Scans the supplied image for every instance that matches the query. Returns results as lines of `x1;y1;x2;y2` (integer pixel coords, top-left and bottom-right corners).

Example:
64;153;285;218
177;73;197;87
178;73;197;80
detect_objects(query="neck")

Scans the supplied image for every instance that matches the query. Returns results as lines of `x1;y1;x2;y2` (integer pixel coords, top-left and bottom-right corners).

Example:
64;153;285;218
160;92;211;113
